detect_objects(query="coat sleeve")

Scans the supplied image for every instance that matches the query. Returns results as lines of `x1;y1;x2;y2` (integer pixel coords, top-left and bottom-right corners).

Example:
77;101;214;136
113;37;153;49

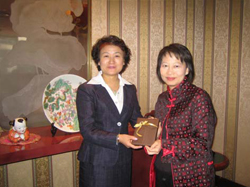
161;91;217;163
76;84;118;150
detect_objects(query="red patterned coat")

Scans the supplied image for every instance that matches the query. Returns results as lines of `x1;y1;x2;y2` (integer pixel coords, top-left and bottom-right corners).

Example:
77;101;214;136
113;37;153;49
152;78;217;187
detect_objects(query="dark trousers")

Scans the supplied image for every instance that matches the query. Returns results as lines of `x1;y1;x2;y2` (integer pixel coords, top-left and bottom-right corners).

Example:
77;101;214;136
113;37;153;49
155;167;173;187
79;161;131;187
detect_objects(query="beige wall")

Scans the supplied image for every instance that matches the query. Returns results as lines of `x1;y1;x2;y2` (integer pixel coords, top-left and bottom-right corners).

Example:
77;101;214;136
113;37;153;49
91;0;250;186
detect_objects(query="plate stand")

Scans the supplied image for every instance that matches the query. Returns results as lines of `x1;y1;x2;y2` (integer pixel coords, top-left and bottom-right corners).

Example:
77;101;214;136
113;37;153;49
51;123;57;137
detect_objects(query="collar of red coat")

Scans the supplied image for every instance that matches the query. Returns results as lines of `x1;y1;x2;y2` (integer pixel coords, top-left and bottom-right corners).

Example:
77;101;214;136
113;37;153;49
166;76;189;99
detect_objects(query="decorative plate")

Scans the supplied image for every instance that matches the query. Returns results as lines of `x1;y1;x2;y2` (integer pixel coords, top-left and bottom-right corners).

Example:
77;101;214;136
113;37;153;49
42;74;86;133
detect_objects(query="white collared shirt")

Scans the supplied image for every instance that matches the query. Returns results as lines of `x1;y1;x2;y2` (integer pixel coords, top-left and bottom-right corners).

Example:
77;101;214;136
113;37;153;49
87;71;131;114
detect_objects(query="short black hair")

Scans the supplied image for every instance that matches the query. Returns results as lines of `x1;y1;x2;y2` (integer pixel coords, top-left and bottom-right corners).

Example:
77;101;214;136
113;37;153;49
91;35;131;74
156;43;195;84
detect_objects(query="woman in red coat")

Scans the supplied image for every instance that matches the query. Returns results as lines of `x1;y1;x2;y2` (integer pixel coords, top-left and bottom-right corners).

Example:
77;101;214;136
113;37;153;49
145;43;217;187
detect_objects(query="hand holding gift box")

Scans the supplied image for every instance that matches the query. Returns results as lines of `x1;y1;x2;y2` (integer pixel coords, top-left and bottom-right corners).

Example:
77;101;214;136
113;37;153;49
132;118;159;146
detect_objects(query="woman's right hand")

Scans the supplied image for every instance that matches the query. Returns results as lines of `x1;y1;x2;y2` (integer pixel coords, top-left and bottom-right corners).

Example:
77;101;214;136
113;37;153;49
118;134;143;149
144;139;161;155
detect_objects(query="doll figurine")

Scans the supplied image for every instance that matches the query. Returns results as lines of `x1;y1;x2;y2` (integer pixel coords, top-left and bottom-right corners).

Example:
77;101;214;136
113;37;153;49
8;117;30;143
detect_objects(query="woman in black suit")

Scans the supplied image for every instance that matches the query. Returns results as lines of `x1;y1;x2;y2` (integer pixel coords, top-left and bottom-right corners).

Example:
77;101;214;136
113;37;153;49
76;35;143;187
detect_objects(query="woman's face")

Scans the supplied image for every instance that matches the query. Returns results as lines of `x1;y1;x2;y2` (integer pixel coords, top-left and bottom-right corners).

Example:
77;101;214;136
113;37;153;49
98;44;124;77
160;53;189;90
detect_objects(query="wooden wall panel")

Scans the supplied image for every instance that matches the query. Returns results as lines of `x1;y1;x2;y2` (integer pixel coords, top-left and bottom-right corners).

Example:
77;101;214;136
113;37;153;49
211;0;230;156
186;0;194;55
138;0;149;115
0;166;7;187
122;0;138;86
109;0;120;36
164;0;173;46
203;0;214;95
7;160;33;187
33;157;51;187
174;0;186;44
193;0;204;88
91;0;108;77
52;152;73;187
225;0;241;180
236;0;250;186
149;0;164;111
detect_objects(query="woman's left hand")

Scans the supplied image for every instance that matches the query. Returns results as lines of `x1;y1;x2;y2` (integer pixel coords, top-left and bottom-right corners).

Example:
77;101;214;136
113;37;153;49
144;139;161;155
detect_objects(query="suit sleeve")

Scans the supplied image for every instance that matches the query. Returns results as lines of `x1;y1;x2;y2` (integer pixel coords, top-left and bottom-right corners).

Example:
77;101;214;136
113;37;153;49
76;84;118;150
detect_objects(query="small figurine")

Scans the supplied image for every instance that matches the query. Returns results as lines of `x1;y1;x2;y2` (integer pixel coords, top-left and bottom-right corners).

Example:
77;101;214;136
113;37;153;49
8;117;30;143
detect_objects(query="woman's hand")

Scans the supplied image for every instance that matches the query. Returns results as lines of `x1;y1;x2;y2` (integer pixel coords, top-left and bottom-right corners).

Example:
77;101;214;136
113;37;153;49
118;134;142;149
144;139;161;155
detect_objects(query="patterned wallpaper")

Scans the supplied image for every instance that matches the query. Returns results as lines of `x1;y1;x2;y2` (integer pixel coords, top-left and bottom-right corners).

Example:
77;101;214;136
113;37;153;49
91;0;250;186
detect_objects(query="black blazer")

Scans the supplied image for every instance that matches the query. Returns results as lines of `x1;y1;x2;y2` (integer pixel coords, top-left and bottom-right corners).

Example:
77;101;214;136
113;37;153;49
76;82;142;166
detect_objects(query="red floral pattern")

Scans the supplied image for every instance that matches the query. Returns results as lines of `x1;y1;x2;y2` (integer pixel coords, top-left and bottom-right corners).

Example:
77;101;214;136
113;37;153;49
154;78;217;187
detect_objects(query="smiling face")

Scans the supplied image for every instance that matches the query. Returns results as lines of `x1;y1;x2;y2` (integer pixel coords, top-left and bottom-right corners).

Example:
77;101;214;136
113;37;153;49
98;44;125;78
160;53;189;90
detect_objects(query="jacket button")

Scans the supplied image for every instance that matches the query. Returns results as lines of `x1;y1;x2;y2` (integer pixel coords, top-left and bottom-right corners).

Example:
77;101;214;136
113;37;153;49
117;122;121;126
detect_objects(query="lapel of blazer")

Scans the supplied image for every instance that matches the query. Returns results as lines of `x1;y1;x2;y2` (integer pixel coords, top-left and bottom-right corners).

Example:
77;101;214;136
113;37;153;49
120;85;132;118
96;85;120;117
